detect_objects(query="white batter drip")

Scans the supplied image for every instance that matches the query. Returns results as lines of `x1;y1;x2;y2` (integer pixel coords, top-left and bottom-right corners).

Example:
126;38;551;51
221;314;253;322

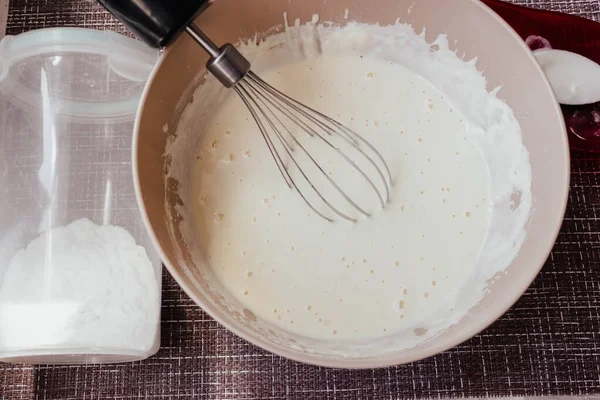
170;19;532;347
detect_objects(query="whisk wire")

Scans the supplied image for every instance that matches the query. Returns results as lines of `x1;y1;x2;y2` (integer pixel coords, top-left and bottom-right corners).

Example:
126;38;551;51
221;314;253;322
246;72;392;205
243;77;372;220
233;85;293;188
237;82;341;222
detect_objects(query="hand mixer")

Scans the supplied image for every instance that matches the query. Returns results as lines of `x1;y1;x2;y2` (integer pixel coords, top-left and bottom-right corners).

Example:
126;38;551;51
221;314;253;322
99;0;392;222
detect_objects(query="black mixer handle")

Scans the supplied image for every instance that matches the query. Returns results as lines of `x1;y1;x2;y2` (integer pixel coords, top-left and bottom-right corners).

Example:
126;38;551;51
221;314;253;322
97;0;211;48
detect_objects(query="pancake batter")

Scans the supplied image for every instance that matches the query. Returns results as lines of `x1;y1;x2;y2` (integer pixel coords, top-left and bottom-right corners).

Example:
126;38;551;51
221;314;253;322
172;19;532;344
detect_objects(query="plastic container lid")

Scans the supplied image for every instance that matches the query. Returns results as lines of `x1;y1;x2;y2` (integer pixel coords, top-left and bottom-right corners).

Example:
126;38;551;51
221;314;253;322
0;28;163;364
0;28;157;120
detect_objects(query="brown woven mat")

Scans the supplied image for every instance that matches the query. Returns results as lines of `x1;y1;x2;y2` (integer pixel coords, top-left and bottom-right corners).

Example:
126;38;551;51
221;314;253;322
2;0;600;399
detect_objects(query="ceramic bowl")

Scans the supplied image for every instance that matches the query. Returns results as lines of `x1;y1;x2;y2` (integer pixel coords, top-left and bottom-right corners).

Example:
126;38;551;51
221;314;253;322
134;0;569;368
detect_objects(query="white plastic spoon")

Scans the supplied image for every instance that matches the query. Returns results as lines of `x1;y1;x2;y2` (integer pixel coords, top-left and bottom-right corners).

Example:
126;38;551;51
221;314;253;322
534;48;600;106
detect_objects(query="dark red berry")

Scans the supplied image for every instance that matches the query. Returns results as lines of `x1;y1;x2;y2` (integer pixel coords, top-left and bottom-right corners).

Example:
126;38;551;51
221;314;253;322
525;35;552;51
564;103;600;140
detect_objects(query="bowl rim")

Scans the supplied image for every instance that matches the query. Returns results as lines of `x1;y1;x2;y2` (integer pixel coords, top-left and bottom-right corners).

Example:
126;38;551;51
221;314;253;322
132;0;570;369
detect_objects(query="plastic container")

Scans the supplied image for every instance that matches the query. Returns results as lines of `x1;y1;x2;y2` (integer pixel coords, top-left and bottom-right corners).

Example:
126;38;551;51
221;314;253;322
0;28;161;364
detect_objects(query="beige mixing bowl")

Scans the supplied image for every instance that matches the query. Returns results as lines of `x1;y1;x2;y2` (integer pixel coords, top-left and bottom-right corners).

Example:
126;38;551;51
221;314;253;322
133;0;570;368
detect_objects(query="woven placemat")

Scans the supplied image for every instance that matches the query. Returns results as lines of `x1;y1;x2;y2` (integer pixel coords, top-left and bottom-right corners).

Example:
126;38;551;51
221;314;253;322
2;0;600;399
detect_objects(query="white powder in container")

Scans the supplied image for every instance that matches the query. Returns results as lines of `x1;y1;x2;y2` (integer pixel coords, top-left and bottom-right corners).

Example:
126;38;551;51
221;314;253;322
0;218;160;360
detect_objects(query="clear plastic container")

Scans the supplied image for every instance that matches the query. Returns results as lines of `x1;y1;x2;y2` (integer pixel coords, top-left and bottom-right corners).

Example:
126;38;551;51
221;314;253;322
0;28;162;364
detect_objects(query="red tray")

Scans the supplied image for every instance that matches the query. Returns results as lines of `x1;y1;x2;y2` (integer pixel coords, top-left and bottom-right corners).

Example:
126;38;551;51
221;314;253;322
482;0;600;152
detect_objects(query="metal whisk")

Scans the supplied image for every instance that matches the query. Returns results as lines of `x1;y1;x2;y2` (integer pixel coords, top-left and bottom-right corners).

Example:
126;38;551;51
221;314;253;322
185;24;392;222
98;0;392;221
